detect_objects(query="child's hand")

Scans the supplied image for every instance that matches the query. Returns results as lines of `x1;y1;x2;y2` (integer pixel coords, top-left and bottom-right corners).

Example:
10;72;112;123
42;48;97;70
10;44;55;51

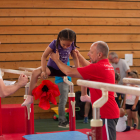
122;104;125;109
41;71;48;79
132;105;136;110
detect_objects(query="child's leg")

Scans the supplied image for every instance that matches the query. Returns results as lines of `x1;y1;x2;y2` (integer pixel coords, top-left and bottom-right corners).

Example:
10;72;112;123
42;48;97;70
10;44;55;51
80;86;91;102
132;111;138;129
126;109;132;126
22;67;51;106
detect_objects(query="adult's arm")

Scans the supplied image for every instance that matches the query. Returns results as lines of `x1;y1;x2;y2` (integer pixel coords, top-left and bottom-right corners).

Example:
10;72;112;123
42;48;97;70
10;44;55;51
0;74;28;98
71;50;79;68
50;51;83;78
74;49;90;67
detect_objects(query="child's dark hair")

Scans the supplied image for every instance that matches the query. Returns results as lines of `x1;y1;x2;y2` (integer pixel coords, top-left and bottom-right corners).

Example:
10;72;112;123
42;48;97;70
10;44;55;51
128;70;139;78
115;73;120;82
56;28;79;49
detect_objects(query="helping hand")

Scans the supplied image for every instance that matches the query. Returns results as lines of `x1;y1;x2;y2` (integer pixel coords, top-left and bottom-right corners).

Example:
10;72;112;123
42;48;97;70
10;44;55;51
17;74;28;87
50;49;59;62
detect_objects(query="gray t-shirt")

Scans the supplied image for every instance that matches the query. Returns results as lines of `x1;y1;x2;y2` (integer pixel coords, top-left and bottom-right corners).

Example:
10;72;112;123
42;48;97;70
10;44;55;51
47;40;76;70
111;59;130;85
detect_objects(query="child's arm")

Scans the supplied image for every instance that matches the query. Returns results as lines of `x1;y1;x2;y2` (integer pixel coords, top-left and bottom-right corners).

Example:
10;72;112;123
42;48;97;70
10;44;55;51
122;95;126;109
71;50;79;68
41;46;53;75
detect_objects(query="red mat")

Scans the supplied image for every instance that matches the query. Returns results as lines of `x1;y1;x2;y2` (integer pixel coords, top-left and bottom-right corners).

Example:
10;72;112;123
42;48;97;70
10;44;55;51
1;129;140;140
0;133;25;140
37;128;140;140
116;129;140;140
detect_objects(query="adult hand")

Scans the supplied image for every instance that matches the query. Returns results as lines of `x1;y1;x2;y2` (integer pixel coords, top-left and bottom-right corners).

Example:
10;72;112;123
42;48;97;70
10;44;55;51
50;50;59;62
72;49;80;58
17;74;28;87
41;71;48;79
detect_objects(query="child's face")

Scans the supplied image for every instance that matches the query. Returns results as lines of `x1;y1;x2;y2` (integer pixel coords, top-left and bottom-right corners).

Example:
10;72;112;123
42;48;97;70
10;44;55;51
59;39;72;49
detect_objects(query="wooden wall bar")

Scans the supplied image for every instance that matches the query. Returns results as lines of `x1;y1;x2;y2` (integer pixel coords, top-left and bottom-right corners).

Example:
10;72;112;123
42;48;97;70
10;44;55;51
0;0;140;119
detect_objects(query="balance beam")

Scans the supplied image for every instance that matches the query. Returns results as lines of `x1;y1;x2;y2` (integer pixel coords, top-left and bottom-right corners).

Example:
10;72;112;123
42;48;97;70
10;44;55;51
77;79;140;96
1;68;32;76
123;78;140;85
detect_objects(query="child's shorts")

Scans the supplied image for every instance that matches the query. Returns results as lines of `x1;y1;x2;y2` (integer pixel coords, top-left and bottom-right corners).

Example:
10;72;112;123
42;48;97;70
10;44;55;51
125;104;138;111
47;66;66;76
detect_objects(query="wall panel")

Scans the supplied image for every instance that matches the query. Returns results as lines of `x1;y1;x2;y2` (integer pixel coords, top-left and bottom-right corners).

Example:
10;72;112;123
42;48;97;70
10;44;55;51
0;0;140;119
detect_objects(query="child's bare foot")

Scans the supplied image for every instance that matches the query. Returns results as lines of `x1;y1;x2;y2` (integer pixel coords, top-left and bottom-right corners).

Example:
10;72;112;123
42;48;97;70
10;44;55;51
80;95;91;102
21;95;33;106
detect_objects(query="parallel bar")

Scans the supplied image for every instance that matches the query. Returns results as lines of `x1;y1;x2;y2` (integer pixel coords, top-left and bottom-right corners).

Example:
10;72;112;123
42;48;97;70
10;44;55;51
1;68;32;76
19;67;36;72
77;79;140;96
123;78;140;85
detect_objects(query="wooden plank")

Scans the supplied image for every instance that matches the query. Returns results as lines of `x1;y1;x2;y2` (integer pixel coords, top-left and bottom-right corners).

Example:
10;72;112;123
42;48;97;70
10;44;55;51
5;85;81;97
1;17;140;26
2;58;140;78
1;34;140;43
1;43;140;52
2;73;79;86
0;60;76;70
1;26;140;34
1;57;140;78
34;112;55;119
1;58;140;75
1;50;140;62
0;1;140;9
0;9;140;17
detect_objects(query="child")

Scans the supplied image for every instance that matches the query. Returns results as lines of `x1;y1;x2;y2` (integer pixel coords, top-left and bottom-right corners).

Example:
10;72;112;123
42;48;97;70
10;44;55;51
22;28;79;106
122;70;139;129
116;108;136;132
115;72;121;108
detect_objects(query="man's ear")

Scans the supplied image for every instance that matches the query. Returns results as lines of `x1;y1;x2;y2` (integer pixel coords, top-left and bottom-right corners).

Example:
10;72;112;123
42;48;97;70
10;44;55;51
98;53;102;58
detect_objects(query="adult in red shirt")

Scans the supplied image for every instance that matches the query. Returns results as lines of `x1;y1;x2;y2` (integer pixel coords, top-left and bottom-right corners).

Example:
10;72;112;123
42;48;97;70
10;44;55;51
50;41;119;140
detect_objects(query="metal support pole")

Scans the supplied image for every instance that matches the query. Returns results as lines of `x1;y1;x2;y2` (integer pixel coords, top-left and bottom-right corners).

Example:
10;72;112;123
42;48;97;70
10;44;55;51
64;77;76;131
25;82;35;135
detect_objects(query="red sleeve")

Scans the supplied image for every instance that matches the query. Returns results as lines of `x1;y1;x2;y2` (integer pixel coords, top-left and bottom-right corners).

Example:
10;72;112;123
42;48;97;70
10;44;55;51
77;64;97;80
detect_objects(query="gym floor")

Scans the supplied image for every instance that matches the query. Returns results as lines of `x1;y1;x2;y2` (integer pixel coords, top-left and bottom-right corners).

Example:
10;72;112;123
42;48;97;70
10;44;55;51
34;118;140;132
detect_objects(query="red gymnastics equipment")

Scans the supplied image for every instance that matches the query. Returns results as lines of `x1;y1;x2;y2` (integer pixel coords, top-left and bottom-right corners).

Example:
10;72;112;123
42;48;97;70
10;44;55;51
77;79;140;140
0;69;34;140
63;77;76;131
19;67;77;132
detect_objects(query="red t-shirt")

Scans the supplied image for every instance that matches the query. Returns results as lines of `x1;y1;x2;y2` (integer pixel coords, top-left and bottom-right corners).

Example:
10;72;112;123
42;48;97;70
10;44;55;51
77;59;119;119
